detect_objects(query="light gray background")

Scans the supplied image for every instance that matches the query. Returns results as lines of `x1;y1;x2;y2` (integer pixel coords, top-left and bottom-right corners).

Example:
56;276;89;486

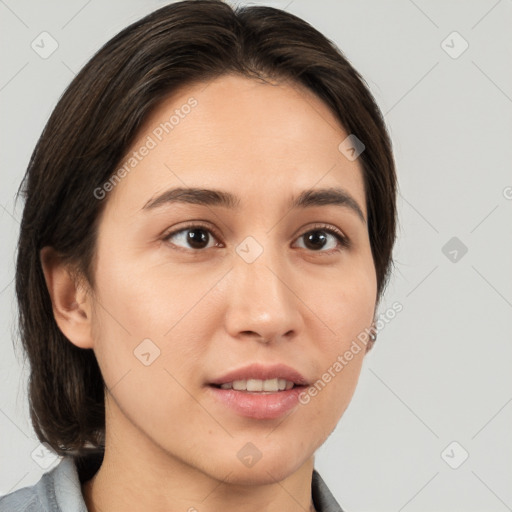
1;1;511;511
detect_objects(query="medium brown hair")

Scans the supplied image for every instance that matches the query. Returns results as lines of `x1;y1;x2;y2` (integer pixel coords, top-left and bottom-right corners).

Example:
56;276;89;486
15;0;397;456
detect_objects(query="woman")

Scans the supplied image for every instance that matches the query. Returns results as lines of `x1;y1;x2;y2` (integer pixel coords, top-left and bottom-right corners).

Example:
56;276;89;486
0;0;397;510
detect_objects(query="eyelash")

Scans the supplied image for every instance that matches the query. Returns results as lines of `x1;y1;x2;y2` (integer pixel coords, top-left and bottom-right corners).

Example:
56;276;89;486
162;222;350;254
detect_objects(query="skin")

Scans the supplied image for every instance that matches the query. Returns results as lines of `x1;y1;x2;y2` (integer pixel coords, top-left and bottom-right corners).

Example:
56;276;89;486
41;74;377;512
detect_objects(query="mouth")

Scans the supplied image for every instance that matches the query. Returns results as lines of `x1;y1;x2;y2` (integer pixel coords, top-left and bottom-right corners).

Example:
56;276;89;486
208;363;309;390
207;364;309;419
212;377;297;392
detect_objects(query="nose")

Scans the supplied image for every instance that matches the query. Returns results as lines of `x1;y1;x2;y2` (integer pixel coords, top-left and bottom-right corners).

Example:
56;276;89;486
224;245;304;344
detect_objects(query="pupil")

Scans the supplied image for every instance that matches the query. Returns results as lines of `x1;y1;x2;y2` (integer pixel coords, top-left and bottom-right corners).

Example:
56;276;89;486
187;229;208;249
305;231;326;250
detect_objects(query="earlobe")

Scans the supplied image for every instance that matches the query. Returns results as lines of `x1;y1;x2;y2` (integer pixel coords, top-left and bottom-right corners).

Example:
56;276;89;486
40;246;95;349
365;322;378;353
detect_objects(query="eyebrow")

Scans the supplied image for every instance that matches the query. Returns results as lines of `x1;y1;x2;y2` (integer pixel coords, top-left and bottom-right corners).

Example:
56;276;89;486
142;186;366;224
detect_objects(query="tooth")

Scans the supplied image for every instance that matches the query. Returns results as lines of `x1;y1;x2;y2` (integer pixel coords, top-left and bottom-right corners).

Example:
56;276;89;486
233;380;247;391
247;379;263;391
263;378;279;392
228;378;296;392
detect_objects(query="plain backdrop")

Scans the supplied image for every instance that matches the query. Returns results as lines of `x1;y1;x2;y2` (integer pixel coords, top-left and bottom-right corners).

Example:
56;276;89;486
1;1;511;511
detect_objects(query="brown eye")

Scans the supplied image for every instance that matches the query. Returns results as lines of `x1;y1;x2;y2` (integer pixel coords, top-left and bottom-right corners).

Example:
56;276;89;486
294;226;349;252
164;225;220;250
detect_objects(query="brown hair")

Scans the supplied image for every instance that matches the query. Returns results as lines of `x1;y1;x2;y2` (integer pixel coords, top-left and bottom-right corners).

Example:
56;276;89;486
15;0;397;456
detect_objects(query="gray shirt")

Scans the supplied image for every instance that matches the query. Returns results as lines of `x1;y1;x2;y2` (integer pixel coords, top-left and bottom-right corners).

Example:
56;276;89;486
0;452;344;511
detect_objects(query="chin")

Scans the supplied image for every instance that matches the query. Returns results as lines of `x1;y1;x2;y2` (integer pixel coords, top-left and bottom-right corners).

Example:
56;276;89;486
198;442;313;486
216;460;307;486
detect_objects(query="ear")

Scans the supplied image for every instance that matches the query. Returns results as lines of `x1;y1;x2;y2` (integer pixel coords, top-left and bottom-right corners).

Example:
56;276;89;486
40;246;94;349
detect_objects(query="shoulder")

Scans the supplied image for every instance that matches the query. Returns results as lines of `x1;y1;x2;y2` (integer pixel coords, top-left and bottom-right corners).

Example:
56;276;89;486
0;457;85;512
0;484;40;512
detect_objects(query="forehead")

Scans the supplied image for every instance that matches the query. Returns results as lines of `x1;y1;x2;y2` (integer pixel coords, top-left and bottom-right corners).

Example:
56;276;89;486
103;74;366;218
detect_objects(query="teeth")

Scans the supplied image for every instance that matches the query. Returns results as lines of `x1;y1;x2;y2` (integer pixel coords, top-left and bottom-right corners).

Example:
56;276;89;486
263;378;279;391
233;380;246;391
247;379;263;391
219;378;296;392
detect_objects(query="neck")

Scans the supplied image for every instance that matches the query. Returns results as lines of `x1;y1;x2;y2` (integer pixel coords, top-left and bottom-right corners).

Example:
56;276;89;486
82;400;317;512
83;450;317;512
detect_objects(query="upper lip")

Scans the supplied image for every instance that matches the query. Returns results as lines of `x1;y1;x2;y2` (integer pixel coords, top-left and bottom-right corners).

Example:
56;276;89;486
209;363;309;386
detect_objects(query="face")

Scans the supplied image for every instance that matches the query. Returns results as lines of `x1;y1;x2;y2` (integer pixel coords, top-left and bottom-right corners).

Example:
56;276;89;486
87;74;377;484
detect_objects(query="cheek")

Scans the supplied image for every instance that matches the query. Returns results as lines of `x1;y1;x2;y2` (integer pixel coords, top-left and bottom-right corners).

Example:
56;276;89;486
296;256;375;424
306;254;376;346
91;250;224;342
89;262;216;441
298;336;367;443
89;252;226;402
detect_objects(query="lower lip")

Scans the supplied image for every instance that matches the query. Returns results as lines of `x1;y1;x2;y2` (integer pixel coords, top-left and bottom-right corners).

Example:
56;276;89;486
207;385;306;420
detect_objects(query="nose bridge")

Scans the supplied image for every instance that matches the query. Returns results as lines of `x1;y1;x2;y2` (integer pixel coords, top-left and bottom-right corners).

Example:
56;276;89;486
226;236;301;341
239;243;285;302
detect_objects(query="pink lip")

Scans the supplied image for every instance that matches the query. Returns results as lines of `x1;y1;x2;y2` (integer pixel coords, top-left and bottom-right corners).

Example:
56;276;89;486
207;363;309;420
207;386;306;419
